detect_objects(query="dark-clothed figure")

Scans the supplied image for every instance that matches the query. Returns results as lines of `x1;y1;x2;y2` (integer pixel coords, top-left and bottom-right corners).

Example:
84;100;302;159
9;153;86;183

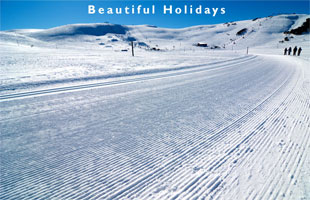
288;47;292;55
284;48;287;55
293;46;298;56
298;47;302;56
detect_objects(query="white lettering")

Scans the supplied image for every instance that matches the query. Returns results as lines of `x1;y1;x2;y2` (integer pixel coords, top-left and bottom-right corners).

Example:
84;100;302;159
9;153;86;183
163;5;173;14
98;8;104;14
88;5;95;14
107;8;113;14
175;8;182;14
212;8;218;16
221;8;226;14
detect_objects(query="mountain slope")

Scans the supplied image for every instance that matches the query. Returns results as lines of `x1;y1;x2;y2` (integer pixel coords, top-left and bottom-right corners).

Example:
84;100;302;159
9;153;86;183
1;14;309;50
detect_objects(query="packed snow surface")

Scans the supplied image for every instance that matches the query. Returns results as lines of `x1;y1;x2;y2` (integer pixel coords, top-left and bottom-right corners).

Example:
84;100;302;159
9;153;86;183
0;14;309;199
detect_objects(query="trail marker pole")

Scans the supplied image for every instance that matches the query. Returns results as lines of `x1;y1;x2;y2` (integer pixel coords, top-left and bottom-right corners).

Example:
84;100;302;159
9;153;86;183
131;41;134;57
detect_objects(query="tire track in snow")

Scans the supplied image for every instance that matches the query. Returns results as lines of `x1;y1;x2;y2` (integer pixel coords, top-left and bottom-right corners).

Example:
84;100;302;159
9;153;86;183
207;57;310;200
2;59;262;199
99;57;297;200
154;63;299;200
1;56;309;200
110;56;309;200
0;55;255;101
254;63;310;200
0;55;290;199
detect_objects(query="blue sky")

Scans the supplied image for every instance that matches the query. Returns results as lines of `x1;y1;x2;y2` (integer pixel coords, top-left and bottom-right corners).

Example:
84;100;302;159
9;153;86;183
1;1;309;30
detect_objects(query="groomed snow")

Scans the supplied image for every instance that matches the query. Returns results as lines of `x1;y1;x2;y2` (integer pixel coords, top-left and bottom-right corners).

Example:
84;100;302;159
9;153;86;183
0;14;309;200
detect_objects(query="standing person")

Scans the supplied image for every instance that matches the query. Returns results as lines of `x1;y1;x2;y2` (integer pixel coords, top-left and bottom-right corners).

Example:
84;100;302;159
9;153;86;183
298;47;302;56
293;46;298;56
288;47;292;55
284;48;288;55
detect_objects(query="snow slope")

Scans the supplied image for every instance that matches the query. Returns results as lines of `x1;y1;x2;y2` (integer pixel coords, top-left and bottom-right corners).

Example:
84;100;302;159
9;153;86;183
0;14;309;200
1;14;309;93
1;54;309;200
1;14;309;50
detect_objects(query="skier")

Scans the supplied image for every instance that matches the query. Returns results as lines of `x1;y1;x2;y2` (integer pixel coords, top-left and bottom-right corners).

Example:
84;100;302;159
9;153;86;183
288;47;292;55
293;46;298;56
297;47;302;56
284;48;287;55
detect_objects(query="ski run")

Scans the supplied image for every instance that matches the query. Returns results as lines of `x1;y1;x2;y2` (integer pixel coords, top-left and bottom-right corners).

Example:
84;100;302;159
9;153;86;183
0;14;309;199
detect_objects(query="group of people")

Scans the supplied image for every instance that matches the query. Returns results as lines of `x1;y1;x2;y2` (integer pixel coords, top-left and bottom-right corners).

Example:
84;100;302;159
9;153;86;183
284;46;302;56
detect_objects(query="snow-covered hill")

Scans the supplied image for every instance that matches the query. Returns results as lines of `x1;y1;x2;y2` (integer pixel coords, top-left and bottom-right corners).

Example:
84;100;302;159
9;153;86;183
1;14;310;200
0;14;309;93
1;14;309;50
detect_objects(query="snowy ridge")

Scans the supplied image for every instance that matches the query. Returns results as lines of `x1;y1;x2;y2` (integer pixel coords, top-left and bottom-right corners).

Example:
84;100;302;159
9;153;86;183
1;14;309;50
